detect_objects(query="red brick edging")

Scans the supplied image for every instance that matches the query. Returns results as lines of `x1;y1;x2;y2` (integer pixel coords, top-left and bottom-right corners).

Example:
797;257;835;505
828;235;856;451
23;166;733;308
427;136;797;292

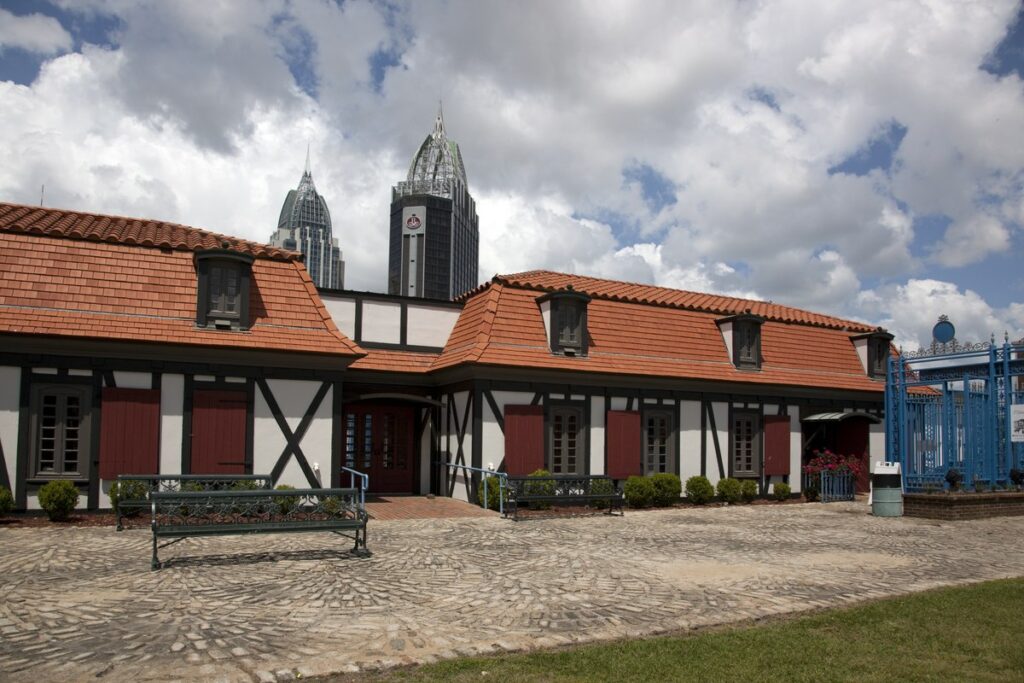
903;491;1024;520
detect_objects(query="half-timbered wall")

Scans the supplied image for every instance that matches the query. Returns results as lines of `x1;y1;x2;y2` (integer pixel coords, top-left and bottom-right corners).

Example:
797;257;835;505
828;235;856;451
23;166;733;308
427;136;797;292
0;366;19;502
254;378;334;489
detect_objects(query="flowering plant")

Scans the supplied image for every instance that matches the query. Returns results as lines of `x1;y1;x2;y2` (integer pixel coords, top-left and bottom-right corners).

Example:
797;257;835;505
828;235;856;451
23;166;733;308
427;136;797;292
803;449;863;477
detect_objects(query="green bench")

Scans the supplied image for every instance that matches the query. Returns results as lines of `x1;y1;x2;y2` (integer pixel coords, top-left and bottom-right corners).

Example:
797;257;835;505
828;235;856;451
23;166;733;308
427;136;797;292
114;474;273;530
149;487;368;570
505;474;623;520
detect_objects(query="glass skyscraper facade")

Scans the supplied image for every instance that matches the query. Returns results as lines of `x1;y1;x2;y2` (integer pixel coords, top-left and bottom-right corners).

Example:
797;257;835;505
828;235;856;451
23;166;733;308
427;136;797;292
388;108;479;300
270;158;344;290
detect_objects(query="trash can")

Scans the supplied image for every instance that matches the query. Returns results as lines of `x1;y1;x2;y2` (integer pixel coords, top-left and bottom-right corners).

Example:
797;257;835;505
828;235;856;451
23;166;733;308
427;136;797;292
871;462;903;517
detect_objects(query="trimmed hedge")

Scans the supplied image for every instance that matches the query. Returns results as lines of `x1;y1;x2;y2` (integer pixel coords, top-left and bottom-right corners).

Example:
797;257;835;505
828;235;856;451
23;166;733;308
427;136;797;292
274;484;298;514
773;482;792;501
624;476;656;508
38;480;79;521
684;476;714;504
650;473;681;507
716;477;742;504
476;475;508;511
740;479;758;503
0;485;13;515
108;479;149;518
524;469;555;509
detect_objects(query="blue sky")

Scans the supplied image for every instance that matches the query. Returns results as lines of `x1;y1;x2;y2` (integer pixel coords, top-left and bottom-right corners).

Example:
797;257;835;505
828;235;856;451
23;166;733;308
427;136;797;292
0;0;1022;347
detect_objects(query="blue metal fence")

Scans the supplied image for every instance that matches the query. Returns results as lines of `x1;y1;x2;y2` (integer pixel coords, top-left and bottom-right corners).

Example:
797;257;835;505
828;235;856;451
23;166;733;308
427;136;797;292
887;337;1024;492
819;471;855;502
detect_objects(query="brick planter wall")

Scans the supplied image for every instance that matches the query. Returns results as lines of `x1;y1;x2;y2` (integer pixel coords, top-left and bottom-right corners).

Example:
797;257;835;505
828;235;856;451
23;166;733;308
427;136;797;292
903;491;1024;520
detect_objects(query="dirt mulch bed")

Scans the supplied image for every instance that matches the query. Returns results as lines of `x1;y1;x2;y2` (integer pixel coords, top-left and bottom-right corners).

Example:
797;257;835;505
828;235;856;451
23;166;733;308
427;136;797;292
0;511;118;529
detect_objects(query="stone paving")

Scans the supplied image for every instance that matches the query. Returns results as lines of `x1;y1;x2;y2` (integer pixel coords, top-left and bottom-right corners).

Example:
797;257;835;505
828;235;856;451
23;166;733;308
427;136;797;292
1;501;1023;682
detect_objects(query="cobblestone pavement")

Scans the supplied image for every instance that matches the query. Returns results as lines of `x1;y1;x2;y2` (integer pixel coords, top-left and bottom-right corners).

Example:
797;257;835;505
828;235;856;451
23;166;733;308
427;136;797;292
2;502;1023;682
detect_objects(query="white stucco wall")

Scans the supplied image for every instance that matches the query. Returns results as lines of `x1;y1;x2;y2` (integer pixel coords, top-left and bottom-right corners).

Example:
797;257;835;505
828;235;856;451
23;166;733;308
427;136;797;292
159;374;184;476
407;305;460;348
679;400;702;483
322;296;357;339
718;321;733;361
709;401;729;486
0;366;21;498
853;337;869;374
869;420;886;472
790;406;802;492
362;301;402;344
590;396;605;475
113;371;150;389
447;391;471;502
254;379;332;487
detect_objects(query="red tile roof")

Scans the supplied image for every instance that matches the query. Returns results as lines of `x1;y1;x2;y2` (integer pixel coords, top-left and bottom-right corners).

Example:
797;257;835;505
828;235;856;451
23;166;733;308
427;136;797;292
0;203;362;359
349;349;439;373
487;270;877;332
0;202;300;261
434;275;888;393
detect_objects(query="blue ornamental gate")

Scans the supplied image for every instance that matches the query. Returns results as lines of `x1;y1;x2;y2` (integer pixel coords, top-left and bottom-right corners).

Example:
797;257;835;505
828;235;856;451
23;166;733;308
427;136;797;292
887;323;1024;492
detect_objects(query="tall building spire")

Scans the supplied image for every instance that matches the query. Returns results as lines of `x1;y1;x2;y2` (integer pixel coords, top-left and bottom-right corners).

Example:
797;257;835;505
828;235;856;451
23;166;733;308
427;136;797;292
389;107;479;300
268;155;345;289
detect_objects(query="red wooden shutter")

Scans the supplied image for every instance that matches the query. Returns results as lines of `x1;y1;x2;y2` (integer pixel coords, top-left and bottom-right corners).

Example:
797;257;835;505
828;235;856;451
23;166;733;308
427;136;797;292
504;405;545;475
763;415;791;476
191;389;248;474
606;410;642;479
99;388;160;479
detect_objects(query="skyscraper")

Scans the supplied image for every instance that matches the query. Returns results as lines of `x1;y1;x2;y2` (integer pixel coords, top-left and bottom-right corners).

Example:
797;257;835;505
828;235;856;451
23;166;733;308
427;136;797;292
389;106;479;299
270;153;345;290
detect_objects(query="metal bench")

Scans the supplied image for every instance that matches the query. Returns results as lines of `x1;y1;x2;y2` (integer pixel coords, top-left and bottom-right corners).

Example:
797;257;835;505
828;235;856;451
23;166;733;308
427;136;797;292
114;474;273;530
505;475;623;520
149;487;368;570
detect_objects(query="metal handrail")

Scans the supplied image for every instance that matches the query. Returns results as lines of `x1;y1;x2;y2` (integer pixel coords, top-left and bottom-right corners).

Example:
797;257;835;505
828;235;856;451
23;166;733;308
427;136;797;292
440;461;507;515
341;467;369;507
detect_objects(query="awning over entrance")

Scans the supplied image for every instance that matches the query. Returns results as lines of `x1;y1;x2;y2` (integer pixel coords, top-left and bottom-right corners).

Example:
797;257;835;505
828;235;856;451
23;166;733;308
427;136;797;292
801;411;881;424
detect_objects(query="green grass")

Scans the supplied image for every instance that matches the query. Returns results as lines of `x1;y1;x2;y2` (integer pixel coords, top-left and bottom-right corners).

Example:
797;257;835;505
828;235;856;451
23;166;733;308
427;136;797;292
341;579;1024;682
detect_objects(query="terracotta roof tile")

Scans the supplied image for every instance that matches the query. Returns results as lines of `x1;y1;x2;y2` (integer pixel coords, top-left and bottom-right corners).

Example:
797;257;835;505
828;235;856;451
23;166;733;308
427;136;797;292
436;276;887;394
488;270;876;332
0;227;363;359
349;349;439;373
0;202;300;261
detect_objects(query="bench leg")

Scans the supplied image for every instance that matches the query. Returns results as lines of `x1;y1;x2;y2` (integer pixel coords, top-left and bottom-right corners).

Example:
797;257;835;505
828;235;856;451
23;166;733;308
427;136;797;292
151;532;159;571
352;526;370;556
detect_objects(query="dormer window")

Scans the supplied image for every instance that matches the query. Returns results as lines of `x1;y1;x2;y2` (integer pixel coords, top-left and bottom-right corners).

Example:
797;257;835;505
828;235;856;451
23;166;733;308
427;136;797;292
851;329;894;379
868;331;893;379
717;313;764;370
537;289;591;356
195;250;254;330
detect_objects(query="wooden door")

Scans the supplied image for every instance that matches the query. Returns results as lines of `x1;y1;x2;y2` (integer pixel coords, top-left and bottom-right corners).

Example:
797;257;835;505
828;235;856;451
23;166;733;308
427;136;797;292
191;389;248;474
343;404;415;494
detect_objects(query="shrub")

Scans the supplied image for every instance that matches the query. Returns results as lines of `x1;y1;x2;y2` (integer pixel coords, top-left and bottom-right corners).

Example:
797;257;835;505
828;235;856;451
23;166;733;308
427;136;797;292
773;482;792;501
972;477;986;493
716;477;742;504
740;479;758;503
684;476;714;504
109;479;149;518
524;469;555;509
476;475;509;511
1009;468;1024;488
0;485;13;515
945;468;963;491
650;473;681;507
590;477;616;507
803;449;864;479
230;479;262;491
623;476;656;508
38;480;79;521
804;483;820;502
274;484;298;515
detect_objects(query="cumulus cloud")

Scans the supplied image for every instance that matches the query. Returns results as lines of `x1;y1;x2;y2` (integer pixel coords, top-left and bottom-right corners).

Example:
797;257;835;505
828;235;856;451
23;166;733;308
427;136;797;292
0;0;1021;333
0;8;73;55
857;279;1024;349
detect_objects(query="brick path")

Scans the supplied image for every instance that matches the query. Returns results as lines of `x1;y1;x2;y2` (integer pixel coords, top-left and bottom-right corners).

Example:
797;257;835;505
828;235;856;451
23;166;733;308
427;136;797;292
364;495;495;520
1;502;1022;682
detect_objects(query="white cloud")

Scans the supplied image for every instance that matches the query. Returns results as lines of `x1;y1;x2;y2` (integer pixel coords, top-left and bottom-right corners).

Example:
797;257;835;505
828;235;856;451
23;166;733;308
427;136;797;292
0;8;73;55
0;0;1021;333
930;213;1011;267
857;279;1024;349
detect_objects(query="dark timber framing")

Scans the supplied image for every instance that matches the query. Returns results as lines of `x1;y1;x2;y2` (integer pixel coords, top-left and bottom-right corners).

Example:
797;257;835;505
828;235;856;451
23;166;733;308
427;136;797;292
258;378;331;487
